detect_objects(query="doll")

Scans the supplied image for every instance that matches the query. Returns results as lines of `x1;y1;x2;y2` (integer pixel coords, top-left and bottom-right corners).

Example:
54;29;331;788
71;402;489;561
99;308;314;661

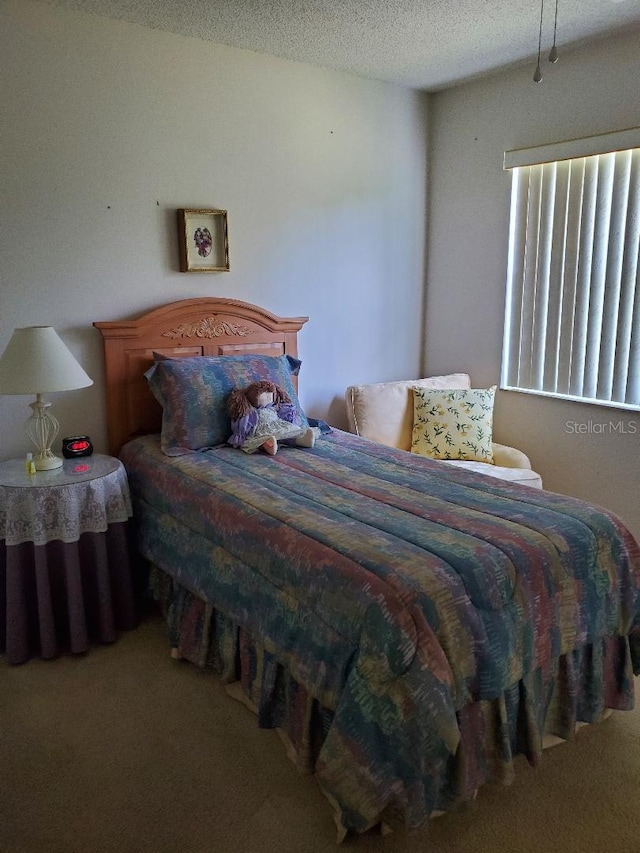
226;380;316;455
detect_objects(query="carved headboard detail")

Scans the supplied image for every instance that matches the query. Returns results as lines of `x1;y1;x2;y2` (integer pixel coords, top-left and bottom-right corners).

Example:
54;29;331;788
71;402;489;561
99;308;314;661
94;298;308;457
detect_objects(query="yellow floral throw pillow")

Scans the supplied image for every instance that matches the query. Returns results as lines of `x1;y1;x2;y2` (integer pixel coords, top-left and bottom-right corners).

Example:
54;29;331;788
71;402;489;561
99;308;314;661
411;386;496;463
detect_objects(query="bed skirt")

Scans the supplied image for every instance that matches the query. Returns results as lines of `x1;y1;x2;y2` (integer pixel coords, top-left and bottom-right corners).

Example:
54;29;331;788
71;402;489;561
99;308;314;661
148;563;637;839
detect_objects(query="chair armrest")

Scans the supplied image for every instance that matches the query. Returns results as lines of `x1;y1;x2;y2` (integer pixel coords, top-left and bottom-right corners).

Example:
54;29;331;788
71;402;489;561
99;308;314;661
491;442;532;469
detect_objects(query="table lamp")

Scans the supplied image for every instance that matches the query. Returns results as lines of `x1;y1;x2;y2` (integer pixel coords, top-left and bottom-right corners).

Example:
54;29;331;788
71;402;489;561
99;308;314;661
0;326;93;470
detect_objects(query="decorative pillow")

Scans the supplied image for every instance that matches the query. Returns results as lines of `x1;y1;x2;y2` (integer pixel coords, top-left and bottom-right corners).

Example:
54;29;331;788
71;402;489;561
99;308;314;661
146;353;308;456
411;386;496;463
345;374;471;451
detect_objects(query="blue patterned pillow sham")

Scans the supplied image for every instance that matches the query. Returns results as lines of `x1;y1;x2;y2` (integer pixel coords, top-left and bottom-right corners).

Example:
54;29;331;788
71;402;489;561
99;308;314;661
146;353;308;456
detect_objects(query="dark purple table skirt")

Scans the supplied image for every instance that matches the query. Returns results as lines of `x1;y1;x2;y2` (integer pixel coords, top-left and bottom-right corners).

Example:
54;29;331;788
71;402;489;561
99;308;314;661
0;522;138;665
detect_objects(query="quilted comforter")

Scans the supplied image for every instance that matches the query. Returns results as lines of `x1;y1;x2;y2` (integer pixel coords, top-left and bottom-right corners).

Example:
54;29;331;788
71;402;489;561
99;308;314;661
121;430;640;836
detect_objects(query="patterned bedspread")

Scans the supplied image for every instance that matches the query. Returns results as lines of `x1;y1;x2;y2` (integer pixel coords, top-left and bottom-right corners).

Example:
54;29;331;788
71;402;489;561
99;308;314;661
121;431;640;835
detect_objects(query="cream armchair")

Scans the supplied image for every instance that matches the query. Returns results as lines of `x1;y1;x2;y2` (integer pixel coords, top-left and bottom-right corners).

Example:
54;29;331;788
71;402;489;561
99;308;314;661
345;374;542;488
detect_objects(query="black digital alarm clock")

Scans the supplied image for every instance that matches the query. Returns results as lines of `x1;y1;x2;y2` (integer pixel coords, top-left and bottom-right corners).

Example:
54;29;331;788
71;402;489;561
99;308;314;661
62;436;94;458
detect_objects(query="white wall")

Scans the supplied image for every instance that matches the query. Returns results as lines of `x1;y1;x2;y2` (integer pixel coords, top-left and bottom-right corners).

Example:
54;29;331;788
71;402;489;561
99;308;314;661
0;0;429;456
426;28;640;539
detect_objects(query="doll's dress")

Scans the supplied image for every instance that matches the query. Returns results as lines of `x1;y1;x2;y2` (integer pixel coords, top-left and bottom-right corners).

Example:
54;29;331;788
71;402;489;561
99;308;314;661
238;404;305;453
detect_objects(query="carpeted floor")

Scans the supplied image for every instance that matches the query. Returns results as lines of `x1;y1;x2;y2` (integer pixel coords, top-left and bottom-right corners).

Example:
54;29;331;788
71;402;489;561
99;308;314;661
2;612;640;853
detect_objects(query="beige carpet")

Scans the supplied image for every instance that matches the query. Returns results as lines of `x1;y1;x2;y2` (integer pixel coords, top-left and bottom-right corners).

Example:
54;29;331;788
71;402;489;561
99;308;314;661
2;612;640;853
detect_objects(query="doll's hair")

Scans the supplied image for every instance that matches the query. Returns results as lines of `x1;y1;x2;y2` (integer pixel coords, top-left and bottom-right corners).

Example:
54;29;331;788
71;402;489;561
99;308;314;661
227;380;292;420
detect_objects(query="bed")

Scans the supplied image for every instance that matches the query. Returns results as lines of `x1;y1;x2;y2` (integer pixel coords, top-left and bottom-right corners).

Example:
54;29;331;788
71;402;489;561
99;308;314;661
95;297;640;840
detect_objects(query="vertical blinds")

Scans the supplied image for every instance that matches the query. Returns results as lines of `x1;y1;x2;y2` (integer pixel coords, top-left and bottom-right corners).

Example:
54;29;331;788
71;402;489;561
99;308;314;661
502;135;640;410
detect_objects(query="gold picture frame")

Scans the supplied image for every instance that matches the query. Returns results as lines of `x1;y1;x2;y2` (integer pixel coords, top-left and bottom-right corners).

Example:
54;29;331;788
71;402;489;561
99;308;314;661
177;208;230;272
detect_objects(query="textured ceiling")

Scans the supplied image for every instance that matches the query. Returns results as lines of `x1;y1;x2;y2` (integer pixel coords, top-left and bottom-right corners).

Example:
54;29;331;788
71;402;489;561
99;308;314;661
42;0;640;91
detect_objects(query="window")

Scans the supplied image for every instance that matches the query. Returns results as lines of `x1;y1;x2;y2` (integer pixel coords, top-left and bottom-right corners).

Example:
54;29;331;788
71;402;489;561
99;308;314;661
501;128;640;411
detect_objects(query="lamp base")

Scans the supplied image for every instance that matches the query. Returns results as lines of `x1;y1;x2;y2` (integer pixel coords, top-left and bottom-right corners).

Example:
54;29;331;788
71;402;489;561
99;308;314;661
26;395;63;471
34;453;64;471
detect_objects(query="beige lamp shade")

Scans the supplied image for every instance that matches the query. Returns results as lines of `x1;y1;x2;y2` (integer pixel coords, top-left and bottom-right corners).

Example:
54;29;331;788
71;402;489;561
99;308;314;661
0;326;93;394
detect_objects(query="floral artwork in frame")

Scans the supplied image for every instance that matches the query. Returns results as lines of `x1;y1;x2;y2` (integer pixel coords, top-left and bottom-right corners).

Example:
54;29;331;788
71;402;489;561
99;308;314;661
177;208;230;272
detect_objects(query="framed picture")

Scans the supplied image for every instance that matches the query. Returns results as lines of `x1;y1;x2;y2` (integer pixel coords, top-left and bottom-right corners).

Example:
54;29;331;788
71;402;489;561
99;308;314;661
177;208;230;272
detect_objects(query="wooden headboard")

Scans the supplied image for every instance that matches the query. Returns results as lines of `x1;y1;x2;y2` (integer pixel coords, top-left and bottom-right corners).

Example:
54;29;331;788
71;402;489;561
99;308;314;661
94;298;308;457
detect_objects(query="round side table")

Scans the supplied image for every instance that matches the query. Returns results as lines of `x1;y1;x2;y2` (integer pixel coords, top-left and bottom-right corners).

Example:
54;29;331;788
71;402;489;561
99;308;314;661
0;454;137;664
